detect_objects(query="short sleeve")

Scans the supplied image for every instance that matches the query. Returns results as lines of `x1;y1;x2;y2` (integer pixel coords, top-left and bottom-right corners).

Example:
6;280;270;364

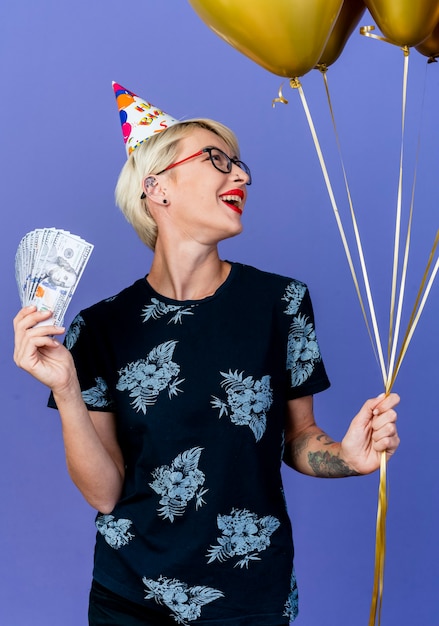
282;282;330;400
47;311;116;411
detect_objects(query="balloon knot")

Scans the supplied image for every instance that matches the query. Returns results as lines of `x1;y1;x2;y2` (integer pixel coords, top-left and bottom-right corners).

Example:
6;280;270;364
289;77;302;89
315;64;328;74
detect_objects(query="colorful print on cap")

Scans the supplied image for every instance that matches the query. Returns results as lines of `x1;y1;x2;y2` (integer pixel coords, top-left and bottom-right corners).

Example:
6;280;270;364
112;82;179;156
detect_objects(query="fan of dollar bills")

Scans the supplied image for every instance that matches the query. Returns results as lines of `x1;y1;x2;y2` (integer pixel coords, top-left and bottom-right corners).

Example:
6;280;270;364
15;228;94;326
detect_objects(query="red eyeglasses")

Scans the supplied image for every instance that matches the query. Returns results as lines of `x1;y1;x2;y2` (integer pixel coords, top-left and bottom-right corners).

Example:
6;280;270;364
140;146;252;199
157;146;252;185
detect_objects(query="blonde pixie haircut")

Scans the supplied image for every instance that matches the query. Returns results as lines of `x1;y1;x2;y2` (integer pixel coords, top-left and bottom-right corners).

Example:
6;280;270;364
115;119;240;250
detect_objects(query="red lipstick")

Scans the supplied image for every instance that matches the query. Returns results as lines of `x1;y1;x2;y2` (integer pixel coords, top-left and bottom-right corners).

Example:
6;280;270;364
219;189;245;215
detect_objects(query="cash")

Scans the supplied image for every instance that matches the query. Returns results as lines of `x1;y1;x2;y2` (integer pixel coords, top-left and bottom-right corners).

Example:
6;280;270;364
15;228;94;326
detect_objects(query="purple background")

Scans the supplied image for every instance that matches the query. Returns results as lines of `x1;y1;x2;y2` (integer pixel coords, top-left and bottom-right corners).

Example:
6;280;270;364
1;2;438;624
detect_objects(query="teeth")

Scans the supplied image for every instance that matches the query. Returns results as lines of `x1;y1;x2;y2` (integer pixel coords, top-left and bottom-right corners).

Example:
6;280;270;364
221;194;241;204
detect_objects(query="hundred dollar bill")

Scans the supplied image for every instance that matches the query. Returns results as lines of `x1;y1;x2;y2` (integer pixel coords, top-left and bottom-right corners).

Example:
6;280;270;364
15;228;94;326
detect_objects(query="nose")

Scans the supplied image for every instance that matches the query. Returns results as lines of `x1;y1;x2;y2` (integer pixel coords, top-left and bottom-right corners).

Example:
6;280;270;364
231;162;250;186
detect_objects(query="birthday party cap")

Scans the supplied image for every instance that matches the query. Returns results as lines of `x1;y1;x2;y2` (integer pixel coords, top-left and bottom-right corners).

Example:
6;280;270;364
113;82;179;156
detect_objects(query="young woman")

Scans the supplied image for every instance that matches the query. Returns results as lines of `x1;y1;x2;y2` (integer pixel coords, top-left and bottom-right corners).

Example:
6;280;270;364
13;88;399;625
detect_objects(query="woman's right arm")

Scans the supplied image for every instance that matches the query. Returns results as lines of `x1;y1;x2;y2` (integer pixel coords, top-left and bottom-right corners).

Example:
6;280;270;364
13;306;124;513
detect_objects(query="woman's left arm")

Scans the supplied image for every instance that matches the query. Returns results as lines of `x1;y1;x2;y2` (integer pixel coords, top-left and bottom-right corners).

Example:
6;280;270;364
283;393;400;477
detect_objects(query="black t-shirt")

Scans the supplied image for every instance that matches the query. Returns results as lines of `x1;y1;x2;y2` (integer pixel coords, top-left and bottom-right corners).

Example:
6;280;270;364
49;262;330;625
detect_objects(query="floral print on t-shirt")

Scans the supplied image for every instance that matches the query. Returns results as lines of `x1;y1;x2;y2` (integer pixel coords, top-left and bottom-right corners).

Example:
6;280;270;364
143;575;223;625
141;298;197;325
82;376;114;408
116;340;184;414
282;281;323;387
206;508;280;569
149;447;208;522
211;370;273;441
95;514;135;549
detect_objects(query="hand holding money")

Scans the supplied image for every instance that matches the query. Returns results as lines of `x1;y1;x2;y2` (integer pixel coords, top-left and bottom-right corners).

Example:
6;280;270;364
15;228;93;326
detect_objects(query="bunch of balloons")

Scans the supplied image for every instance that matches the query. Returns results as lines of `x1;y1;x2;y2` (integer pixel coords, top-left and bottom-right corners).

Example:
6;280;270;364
188;0;439;77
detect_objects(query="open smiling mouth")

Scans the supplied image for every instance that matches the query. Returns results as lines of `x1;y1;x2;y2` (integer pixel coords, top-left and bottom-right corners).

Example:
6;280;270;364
219;190;244;215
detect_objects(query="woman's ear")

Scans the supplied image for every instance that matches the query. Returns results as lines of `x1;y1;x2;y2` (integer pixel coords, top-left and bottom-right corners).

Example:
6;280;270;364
142;176;168;206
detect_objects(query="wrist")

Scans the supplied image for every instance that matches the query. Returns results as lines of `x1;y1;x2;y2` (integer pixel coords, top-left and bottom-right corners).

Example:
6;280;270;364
51;375;83;406
339;441;369;476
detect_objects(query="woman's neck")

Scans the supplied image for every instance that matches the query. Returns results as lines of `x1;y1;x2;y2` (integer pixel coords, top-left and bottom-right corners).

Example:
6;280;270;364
147;241;231;301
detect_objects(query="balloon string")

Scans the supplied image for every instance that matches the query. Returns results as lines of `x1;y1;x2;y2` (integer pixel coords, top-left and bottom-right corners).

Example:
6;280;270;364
360;25;410;56
359;24;410;376
388;59;429;384
360;25;394;46
278;55;438;626
386;192;414;390
369;450;388;626
290;86;391;626
354;35;430;626
272;83;289;106
388;230;439;391
319;68;383;374
387;51;410;375
291;79;387;385
368;48;410;626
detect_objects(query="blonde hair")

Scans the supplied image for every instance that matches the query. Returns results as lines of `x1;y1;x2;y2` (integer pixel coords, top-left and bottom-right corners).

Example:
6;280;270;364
115;119;240;250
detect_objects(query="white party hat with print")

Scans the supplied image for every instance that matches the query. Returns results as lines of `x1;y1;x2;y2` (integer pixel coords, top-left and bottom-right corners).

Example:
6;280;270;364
113;82;178;156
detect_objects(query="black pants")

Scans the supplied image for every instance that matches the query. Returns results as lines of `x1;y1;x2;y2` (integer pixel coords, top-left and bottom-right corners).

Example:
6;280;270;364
88;579;289;625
